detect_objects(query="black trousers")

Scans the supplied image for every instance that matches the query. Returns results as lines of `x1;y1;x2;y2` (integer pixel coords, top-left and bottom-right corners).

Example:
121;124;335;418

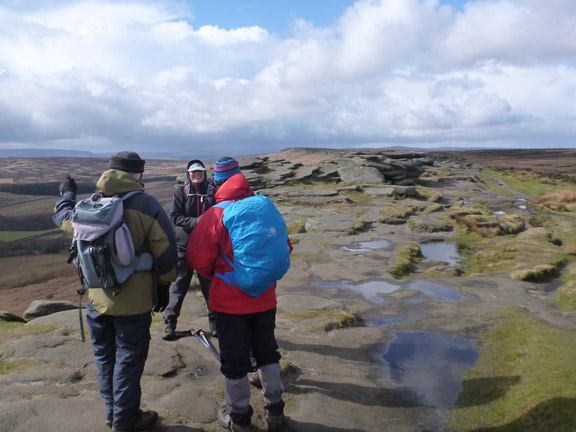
215;308;281;379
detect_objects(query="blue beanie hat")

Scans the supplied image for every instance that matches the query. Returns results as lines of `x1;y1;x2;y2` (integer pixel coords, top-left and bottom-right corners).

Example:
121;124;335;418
214;157;241;182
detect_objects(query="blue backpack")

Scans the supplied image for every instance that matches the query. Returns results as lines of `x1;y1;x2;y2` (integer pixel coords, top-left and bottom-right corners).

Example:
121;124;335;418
214;195;291;297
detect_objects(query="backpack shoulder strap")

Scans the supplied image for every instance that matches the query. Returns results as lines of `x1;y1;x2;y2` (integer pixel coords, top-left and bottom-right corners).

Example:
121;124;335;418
214;200;232;209
119;190;143;201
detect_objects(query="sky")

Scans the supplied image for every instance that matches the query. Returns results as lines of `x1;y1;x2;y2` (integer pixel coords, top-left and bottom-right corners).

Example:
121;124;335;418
0;0;575;157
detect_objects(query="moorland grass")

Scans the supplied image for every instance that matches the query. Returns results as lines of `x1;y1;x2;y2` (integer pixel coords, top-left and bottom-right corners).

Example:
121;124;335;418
0;253;72;289
446;307;576;432
0;320;25;334
0;356;49;375
481;168;575;198
554;263;576;312
475;172;516;197
0;230;50;241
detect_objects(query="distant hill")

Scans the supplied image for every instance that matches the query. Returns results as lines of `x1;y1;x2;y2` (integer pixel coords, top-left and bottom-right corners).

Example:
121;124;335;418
0;148;223;160
0;149;97;158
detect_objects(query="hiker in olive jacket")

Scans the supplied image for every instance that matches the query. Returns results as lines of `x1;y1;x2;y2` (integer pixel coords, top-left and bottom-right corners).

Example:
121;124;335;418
53;151;177;432
162;159;217;340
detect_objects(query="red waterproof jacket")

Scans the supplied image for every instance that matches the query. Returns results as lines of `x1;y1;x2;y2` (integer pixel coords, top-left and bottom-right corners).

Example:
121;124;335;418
187;173;292;314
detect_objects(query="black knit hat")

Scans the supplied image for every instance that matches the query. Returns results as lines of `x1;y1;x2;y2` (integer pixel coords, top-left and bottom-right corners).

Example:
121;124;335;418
109;151;145;173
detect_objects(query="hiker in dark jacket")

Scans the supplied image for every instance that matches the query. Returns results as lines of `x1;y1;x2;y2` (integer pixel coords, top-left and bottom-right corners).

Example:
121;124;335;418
162;159;217;340
187;157;292;432
53;151;177;432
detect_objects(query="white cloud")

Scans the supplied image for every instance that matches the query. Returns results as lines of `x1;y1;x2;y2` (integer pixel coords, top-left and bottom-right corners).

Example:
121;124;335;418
0;0;574;155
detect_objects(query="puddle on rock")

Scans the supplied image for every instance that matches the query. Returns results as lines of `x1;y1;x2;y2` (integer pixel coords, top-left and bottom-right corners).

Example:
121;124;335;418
370;312;424;326
420;240;461;266
342;239;392;252
316;278;464;305
408;280;464;302
315;280;400;304
381;331;479;413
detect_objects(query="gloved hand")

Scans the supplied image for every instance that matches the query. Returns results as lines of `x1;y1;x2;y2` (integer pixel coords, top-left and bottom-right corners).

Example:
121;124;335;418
153;283;171;313
59;174;77;195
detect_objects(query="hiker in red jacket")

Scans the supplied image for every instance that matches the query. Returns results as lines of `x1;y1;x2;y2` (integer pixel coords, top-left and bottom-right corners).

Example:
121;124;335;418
187;157;292;432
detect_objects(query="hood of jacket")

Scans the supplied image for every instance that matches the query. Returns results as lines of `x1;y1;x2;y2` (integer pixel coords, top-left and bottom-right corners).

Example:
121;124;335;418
96;169;145;196
214;172;253;203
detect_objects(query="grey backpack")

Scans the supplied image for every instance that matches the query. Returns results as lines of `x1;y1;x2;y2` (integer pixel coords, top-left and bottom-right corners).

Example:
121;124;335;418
68;191;153;294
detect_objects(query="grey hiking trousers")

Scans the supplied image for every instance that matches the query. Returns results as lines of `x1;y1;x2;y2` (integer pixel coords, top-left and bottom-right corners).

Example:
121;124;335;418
163;256;213;325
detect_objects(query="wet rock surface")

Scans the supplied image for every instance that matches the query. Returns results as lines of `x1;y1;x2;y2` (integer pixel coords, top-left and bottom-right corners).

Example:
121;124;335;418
1;149;575;432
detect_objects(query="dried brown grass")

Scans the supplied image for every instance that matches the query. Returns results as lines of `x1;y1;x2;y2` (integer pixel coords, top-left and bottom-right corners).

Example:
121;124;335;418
538;190;576;211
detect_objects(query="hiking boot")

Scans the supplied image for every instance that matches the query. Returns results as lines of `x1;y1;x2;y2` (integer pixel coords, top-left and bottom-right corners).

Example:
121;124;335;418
162;323;176;340
266;413;284;432
249;372;262;388
217;402;251;431
112;409;158;431
231;423;251;432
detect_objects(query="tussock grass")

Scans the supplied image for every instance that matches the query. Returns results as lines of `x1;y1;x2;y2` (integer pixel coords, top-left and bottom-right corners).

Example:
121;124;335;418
389;242;423;279
346;217;368;235
451;226;571;281
454;214;525;237
286;220;307;235
447;308;576;432
415;186;443;203
538;190;576;212
379;204;419;220
280;307;356;332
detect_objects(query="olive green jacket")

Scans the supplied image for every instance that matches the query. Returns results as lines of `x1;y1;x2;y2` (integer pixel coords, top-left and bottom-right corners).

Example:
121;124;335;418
53;169;177;316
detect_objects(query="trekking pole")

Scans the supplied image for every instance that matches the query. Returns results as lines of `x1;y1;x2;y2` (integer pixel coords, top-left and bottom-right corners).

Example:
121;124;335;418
190;328;221;363
197;329;221;363
77;287;86;342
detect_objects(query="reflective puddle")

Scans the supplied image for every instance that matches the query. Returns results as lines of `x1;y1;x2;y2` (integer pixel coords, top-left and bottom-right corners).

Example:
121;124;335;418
380;331;479;412
315;279;400;304
315;279;463;304
514;198;528;211
313;277;475;423
420;241;461;266
370;312;424;326
342;239;392;252
408;280;464;302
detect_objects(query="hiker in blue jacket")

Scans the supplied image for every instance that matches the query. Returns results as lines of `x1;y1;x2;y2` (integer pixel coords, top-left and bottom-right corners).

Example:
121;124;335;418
53;151;177;432
162;159;217;340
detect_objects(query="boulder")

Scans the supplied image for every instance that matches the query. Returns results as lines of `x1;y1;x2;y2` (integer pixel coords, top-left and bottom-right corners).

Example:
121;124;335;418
337;166;385;184
23;300;78;321
0;311;27;323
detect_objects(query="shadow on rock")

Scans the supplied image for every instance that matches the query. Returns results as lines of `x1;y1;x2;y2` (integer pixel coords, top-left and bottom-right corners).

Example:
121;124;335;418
455;375;521;408
289;378;426;408
284;421;368;432
279;339;374;363
469;397;576;432
157;426;205;431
